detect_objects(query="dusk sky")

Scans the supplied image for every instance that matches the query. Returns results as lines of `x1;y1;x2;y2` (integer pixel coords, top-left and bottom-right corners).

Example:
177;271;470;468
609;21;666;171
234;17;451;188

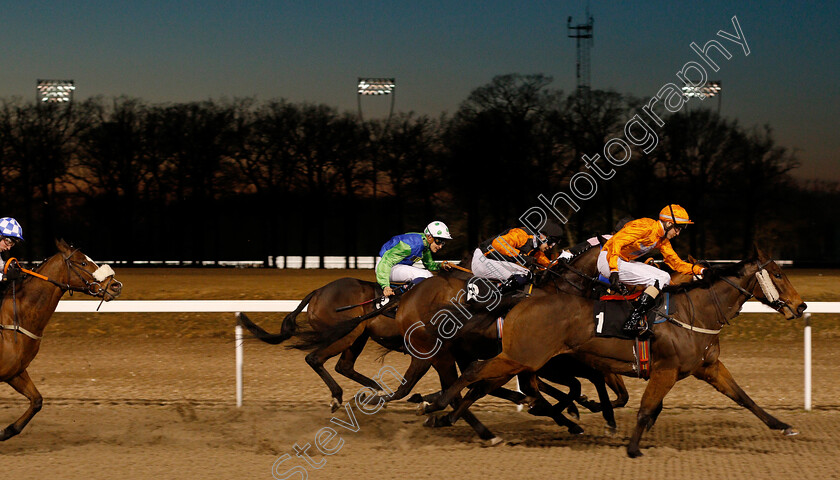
2;1;837;181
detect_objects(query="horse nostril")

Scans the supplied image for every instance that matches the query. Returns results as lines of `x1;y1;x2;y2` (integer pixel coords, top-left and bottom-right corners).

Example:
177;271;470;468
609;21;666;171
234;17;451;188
798;303;807;315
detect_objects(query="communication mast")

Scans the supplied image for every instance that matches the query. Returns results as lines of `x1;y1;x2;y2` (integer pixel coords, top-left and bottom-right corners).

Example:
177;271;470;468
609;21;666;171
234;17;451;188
567;10;594;94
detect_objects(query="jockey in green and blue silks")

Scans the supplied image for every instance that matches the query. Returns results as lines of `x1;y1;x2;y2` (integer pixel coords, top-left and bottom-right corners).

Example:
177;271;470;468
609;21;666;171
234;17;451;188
375;221;453;297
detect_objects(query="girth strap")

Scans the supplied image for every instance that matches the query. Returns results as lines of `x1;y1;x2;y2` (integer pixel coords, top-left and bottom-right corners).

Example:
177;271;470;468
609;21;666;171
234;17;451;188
0;324;42;340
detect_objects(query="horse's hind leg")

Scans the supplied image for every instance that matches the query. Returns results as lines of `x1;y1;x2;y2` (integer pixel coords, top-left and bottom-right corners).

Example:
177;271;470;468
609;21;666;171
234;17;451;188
334;331;381;390
0;371;43;441
305;326;366;412
694;359;795;434
606;373;629;408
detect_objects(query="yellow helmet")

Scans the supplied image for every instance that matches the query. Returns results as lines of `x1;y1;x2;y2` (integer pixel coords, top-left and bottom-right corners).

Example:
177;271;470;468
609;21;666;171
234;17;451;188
659;204;694;225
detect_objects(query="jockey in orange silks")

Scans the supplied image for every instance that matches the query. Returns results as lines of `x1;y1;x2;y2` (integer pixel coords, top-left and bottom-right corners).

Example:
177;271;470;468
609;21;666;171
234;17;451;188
597;205;706;337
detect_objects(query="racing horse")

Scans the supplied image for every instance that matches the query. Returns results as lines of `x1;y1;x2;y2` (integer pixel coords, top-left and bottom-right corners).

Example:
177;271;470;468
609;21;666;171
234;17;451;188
419;247;807;457
238;255;473;411
0;239;122;440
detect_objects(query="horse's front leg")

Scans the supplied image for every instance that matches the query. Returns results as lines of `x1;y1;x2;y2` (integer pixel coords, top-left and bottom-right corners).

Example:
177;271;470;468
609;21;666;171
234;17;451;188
0;370;43;441
627;368;677;458
693;359;796;435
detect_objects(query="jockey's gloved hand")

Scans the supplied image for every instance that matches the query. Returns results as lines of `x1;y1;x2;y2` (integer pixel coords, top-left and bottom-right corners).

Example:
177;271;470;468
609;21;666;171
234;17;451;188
4;262;22;281
609;272;621;291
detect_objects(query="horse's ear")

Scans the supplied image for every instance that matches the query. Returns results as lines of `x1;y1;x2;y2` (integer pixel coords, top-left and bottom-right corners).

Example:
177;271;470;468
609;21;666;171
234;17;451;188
752;243;767;261
687;254;698;263
55;238;70;253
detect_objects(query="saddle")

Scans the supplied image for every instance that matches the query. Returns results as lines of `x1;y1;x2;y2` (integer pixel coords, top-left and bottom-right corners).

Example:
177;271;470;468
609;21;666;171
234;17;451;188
465;276;531;311
374;283;414;319
592;291;662;340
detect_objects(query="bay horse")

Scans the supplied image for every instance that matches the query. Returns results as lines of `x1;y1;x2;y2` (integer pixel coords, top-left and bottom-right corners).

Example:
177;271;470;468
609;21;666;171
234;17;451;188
0;239;122;440
238;257;473;411
419;247;806;457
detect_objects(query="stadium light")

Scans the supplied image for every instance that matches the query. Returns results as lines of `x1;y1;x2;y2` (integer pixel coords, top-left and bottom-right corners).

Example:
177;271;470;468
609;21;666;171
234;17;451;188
682;80;721;113
357;78;395;96
36;79;76;103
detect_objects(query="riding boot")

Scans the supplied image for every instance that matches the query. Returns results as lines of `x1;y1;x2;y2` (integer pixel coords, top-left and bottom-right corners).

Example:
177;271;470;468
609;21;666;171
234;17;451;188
622;292;657;338
498;272;532;296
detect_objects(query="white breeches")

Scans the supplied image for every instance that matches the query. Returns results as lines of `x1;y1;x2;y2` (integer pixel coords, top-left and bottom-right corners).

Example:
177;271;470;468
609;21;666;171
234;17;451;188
471;248;530;281
597;250;671;288
385;264;433;284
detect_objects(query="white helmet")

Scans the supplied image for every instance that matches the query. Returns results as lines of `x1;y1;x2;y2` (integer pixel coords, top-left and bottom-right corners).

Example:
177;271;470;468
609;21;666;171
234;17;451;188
424;221;452;240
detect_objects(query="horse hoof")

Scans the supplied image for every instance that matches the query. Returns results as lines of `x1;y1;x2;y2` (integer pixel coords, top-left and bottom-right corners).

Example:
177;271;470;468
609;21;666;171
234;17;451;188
568;425;584;435
416;401;430;416
627;447;643;458
783;427;799;436
604;424;618;437
423;414;452;428
482;436;504;447
516;404;525;412
406;393;424;403
330;398;341;413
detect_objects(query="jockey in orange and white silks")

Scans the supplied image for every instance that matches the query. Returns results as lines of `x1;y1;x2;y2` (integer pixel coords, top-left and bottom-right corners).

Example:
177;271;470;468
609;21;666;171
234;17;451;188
472;220;562;294
597;205;706;337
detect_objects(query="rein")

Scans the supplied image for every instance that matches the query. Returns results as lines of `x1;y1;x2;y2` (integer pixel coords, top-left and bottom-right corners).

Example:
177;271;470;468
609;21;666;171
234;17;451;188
1;253;119;341
666;258;785;336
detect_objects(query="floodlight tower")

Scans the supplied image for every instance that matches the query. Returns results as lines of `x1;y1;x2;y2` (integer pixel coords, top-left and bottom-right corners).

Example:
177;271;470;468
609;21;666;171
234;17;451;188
357;77;396;123
357;78;396;201
567;11;594;94
681;80;722;114
36;79;75;103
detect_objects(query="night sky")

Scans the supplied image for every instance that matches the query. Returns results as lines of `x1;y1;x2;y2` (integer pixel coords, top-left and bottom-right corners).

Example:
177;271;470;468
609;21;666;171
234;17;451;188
1;0;837;180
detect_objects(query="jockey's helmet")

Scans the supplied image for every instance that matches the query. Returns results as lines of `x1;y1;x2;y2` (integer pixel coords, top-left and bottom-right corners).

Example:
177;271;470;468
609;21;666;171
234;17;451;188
424;221;452;241
0;217;24;242
659;205;694;225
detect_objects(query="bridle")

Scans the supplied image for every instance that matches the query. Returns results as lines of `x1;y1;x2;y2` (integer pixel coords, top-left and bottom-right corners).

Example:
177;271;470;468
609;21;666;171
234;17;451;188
705;258;789;324
1;251;121;341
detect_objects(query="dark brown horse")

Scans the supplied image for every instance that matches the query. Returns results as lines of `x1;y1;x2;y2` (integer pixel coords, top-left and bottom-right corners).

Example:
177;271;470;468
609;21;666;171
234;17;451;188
419;248;807;457
0;240;122;440
238;277;387;411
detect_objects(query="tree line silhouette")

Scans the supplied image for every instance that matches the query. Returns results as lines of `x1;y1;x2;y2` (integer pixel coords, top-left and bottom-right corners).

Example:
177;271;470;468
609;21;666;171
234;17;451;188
1;74;836;265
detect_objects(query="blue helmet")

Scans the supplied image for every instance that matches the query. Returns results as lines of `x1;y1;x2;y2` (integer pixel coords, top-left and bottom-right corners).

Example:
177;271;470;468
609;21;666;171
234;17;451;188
0;217;24;241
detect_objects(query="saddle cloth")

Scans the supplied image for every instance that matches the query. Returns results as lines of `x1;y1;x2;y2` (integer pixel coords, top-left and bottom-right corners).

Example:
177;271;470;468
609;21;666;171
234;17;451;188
592;291;659;340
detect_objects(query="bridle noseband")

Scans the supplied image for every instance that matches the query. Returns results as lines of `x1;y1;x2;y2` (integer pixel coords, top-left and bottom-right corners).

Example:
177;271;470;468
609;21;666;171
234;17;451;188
715;258;787;313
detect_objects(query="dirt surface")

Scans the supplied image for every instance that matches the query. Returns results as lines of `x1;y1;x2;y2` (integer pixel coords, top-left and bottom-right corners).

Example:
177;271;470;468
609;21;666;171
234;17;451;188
1;268;839;480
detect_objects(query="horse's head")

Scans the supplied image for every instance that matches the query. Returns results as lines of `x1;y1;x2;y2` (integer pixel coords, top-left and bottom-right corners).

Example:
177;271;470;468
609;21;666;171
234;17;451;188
749;246;806;320
57;239;123;301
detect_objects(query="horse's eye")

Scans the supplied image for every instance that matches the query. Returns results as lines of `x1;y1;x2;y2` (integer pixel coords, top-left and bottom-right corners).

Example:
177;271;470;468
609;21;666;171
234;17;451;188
81;262;87;267
773;272;782;279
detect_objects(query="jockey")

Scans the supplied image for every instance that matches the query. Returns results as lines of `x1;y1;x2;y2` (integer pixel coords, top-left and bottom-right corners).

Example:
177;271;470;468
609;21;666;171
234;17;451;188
472;219;563;295
376;221;452;297
598;205;705;337
0;217;24;282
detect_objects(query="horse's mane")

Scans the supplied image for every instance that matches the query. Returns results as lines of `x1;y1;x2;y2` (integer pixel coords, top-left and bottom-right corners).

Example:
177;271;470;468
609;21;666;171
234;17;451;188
661;258;752;294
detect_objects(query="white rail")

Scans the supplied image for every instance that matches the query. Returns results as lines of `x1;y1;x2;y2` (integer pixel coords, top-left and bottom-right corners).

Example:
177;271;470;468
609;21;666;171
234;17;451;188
54;300;836;410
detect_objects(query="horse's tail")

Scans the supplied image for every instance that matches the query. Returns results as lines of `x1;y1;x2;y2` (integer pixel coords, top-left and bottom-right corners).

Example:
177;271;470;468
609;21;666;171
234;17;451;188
290;301;397;352
237;289;317;345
